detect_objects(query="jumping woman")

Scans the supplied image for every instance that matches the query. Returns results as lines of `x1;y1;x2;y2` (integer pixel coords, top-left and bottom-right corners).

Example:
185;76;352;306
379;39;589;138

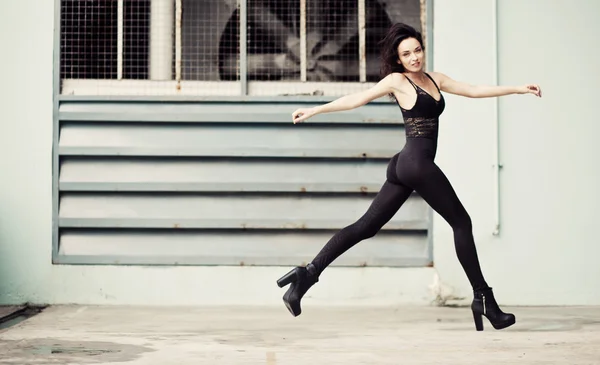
276;23;541;331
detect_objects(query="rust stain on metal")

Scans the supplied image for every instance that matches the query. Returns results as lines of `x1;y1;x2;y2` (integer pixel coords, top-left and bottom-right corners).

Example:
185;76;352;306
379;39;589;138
426;261;434;267
240;261;245;266
173;223;180;228
359;261;368;267
359;186;368;194
300;186;307;193
360;45;366;63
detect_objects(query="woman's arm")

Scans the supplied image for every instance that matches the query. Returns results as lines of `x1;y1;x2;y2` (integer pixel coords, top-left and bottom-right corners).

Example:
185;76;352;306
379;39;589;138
291;73;400;123
432;72;542;99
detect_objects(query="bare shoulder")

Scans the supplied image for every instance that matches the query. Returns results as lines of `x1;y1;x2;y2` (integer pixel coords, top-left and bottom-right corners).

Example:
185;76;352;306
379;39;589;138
389;72;409;83
387;72;410;92
427;71;449;85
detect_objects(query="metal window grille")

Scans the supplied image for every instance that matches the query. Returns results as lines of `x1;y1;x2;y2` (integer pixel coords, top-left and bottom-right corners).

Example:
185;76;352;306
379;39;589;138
183;0;240;81
123;0;151;80
59;0;425;96
60;0;118;79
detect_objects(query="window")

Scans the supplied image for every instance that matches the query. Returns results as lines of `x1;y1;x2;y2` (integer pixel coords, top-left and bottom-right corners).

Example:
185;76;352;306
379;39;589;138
60;0;425;96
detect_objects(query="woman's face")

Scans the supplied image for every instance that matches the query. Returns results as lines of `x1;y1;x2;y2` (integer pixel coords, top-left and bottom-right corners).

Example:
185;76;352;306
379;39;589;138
397;37;424;72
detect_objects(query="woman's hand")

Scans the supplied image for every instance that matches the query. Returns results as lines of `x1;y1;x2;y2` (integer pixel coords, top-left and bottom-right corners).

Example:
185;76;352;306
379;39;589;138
518;84;542;97
291;107;318;124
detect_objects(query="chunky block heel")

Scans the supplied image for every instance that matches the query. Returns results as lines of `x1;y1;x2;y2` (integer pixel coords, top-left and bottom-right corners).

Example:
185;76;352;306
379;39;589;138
472;311;483;331
471;287;516;331
275;263;319;317
276;268;298;288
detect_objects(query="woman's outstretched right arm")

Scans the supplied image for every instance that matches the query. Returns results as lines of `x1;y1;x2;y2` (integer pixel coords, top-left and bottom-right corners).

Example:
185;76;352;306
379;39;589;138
291;73;400;124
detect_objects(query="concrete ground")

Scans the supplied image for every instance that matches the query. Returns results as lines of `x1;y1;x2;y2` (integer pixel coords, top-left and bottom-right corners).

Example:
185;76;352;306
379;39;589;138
0;305;599;364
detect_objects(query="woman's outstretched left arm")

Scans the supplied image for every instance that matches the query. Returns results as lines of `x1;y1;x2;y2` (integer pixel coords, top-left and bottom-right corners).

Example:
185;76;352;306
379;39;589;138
432;72;542;98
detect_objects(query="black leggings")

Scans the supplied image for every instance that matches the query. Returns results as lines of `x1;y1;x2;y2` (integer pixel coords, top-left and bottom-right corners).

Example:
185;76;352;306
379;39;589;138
310;138;488;291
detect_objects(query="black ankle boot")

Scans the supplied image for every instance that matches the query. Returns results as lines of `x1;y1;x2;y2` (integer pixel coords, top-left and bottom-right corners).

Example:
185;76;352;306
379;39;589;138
471;287;516;331
276;263;319;317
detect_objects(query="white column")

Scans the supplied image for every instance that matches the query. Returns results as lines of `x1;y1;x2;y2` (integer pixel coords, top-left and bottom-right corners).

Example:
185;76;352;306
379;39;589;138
175;0;182;83
358;0;366;82
117;0;123;80
150;0;174;80
300;0;307;82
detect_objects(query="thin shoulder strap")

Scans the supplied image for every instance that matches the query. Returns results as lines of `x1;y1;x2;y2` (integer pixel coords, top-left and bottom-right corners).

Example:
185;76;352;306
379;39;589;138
403;74;418;90
425;73;441;92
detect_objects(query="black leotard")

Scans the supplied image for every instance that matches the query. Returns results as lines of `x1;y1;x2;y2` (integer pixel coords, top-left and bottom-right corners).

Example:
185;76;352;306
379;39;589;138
309;73;489;291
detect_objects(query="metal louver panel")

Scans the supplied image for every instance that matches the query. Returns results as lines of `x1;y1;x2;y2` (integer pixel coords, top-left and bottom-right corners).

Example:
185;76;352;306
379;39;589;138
54;100;432;267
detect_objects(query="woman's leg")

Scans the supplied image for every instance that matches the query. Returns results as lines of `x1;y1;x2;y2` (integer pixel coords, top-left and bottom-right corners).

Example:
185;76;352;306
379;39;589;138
277;155;414;317
309;179;414;274
411;162;515;331
412;163;488;290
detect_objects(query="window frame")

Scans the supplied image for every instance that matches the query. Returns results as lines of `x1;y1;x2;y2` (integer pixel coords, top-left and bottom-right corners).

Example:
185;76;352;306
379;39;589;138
56;0;433;99
51;0;435;266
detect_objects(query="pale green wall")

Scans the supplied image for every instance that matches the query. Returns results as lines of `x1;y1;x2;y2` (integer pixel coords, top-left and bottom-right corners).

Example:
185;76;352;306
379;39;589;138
1;0;598;306
0;0;55;303
0;0;434;306
433;0;600;305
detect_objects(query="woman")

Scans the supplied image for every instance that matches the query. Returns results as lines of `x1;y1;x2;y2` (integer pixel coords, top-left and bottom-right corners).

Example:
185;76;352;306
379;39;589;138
276;23;541;331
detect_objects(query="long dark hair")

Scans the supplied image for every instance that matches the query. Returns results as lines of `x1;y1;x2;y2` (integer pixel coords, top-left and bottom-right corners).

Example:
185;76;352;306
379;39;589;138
379;23;424;79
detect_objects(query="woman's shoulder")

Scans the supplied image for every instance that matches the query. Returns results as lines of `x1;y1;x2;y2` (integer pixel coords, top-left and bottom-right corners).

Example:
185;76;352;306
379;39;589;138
427;71;447;83
389;71;408;79
387;72;410;86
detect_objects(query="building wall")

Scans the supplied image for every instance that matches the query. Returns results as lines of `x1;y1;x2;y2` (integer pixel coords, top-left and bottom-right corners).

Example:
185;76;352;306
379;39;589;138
1;0;598;306
0;0;435;307
432;0;600;305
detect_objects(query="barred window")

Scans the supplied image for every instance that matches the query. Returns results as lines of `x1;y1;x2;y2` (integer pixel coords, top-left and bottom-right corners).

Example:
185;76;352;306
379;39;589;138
60;0;425;96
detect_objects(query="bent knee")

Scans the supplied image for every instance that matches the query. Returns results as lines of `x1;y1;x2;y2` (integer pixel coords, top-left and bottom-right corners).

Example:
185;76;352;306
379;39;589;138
451;213;472;232
361;227;379;240
352;222;379;240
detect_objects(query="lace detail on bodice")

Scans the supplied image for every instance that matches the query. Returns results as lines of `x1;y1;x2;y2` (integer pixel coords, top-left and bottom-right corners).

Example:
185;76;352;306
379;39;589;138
417;87;436;100
395;73;445;141
405;117;438;139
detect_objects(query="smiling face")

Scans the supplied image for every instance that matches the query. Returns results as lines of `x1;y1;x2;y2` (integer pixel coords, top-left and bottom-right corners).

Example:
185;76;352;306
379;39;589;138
397;37;424;72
